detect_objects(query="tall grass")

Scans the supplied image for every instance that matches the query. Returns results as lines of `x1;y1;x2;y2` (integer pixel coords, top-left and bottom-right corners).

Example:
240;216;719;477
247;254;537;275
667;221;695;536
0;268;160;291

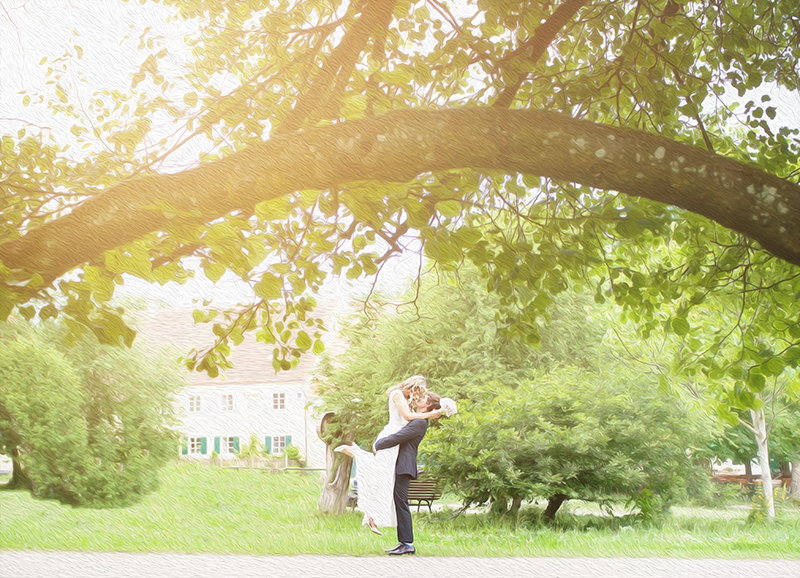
1;461;799;558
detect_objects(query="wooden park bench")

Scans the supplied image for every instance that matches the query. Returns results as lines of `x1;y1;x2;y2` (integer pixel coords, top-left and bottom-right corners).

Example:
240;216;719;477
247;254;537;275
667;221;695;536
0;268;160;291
712;472;792;492
407;477;443;512
347;476;443;512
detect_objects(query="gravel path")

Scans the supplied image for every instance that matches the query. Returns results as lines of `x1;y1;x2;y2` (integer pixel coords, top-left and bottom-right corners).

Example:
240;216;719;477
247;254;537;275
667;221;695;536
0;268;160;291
2;551;799;578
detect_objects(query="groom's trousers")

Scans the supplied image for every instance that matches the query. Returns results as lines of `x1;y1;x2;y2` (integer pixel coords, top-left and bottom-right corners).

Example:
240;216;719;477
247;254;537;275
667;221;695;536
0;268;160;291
393;473;414;544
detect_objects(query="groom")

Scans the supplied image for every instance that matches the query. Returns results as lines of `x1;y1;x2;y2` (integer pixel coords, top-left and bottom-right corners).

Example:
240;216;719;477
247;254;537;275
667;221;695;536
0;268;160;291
373;391;442;556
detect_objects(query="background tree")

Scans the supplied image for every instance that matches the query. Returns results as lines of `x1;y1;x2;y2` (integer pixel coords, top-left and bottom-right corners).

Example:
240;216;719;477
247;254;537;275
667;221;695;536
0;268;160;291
609;262;800;519
704;396;800;501
316;267;606;442
0;329;87;499
770;407;800;501
0;317;182;507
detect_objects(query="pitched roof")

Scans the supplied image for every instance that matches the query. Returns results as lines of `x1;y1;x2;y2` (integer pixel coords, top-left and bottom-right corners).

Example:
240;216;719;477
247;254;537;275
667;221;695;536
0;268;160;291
133;300;343;391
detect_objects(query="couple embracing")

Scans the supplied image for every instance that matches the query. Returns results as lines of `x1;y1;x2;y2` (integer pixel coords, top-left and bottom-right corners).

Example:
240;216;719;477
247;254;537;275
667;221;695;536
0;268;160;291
335;375;455;555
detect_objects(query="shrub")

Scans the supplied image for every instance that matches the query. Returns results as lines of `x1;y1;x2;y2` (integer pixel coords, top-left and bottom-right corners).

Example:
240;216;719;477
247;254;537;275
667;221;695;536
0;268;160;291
0;319;181;507
423;367;706;522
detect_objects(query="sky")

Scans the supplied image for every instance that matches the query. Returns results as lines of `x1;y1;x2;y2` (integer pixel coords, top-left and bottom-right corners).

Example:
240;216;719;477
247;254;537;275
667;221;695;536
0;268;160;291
1;0;190;141
2;0;799;308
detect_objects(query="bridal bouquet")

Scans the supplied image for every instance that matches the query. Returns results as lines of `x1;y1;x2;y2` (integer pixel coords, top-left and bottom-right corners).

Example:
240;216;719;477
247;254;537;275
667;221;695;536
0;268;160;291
440;397;457;417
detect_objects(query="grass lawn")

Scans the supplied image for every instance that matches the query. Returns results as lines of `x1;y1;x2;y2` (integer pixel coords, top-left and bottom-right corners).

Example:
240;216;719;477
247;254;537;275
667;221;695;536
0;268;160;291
1;461;799;558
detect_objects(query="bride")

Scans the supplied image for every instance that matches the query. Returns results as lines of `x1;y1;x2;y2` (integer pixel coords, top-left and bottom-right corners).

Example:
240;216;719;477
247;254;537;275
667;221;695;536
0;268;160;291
335;375;442;535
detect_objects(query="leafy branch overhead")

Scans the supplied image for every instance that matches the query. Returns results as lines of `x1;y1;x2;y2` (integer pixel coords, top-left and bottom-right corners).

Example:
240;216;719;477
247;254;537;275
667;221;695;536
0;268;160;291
1;0;799;378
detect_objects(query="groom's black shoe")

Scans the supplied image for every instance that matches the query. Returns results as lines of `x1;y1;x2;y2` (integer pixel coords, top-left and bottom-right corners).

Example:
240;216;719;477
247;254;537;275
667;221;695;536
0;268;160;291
386;543;415;555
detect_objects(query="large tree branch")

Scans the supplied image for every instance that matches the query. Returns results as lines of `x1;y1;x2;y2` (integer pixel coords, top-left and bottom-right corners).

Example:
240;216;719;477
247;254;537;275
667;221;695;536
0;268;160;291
493;0;590;108
275;0;397;135
1;107;798;297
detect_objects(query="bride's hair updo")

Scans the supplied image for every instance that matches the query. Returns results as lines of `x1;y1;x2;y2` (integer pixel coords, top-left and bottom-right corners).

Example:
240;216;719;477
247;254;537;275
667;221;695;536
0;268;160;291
387;375;427;404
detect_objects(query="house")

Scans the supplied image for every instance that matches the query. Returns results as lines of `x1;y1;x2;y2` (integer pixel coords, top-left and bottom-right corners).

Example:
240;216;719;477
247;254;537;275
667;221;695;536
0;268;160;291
135;302;342;469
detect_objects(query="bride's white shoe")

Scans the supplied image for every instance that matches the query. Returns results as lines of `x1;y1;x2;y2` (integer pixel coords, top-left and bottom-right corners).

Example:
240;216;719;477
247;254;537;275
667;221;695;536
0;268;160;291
367;518;383;536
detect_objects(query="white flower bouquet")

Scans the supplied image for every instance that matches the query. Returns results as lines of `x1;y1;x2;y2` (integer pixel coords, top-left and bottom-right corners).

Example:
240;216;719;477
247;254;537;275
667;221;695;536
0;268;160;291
440;397;457;417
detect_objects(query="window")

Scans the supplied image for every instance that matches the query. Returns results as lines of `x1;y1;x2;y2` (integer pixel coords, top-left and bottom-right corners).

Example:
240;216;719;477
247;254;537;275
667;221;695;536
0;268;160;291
221;436;238;454
264;435;291;455
273;392;285;410
221;393;234;411
247;394;260;411
189;437;205;455
189;395;201;413
272;436;287;454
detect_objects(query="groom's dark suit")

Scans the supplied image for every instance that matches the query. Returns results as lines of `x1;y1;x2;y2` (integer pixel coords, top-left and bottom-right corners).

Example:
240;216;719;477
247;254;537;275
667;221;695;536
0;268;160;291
374;418;428;545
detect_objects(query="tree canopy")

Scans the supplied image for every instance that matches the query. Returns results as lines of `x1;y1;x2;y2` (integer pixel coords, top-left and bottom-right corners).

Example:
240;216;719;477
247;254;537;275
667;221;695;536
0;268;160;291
1;0;799;381
315;267;607;444
315;267;709;518
0;316;182;506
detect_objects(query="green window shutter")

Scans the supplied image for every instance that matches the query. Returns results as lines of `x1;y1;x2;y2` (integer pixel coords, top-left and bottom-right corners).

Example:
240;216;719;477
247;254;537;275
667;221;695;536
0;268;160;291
264;436;271;454
233;436;240;453
181;436;188;455
214;437;220;454
200;437;207;454
286;435;292;448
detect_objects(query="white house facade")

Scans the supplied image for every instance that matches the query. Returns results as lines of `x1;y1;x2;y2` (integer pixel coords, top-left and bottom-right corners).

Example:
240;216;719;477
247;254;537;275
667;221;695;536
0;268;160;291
136;306;338;470
175;381;323;465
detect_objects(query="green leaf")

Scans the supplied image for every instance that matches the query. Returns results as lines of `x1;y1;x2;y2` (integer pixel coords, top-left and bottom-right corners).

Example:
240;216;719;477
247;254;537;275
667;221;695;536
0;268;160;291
296;330;312;351
202;261;226;282
256;329;276;345
784;346;800;363
670;317;690;336
763;356;785;377
131;72;146;88
436;200;462;218
18;305;36;321
254;273;283;300
346;261;363;280
256;197;293;221
746;371;766;393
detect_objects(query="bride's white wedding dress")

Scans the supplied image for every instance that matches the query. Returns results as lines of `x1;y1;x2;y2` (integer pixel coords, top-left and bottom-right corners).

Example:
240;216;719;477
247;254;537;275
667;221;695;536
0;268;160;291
348;389;409;528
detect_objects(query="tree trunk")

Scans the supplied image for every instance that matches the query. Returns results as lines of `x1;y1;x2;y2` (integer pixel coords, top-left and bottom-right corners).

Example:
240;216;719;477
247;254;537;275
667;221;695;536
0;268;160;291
788;462;800;501
4;450;32;491
318;443;352;515
750;407;775;520
544;494;568;522
511;496;523;513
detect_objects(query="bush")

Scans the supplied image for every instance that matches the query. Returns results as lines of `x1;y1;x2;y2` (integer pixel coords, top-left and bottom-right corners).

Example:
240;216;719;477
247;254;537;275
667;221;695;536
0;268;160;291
423;367;707;522
0;319;181;507
0;338;90;504
285;444;302;464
